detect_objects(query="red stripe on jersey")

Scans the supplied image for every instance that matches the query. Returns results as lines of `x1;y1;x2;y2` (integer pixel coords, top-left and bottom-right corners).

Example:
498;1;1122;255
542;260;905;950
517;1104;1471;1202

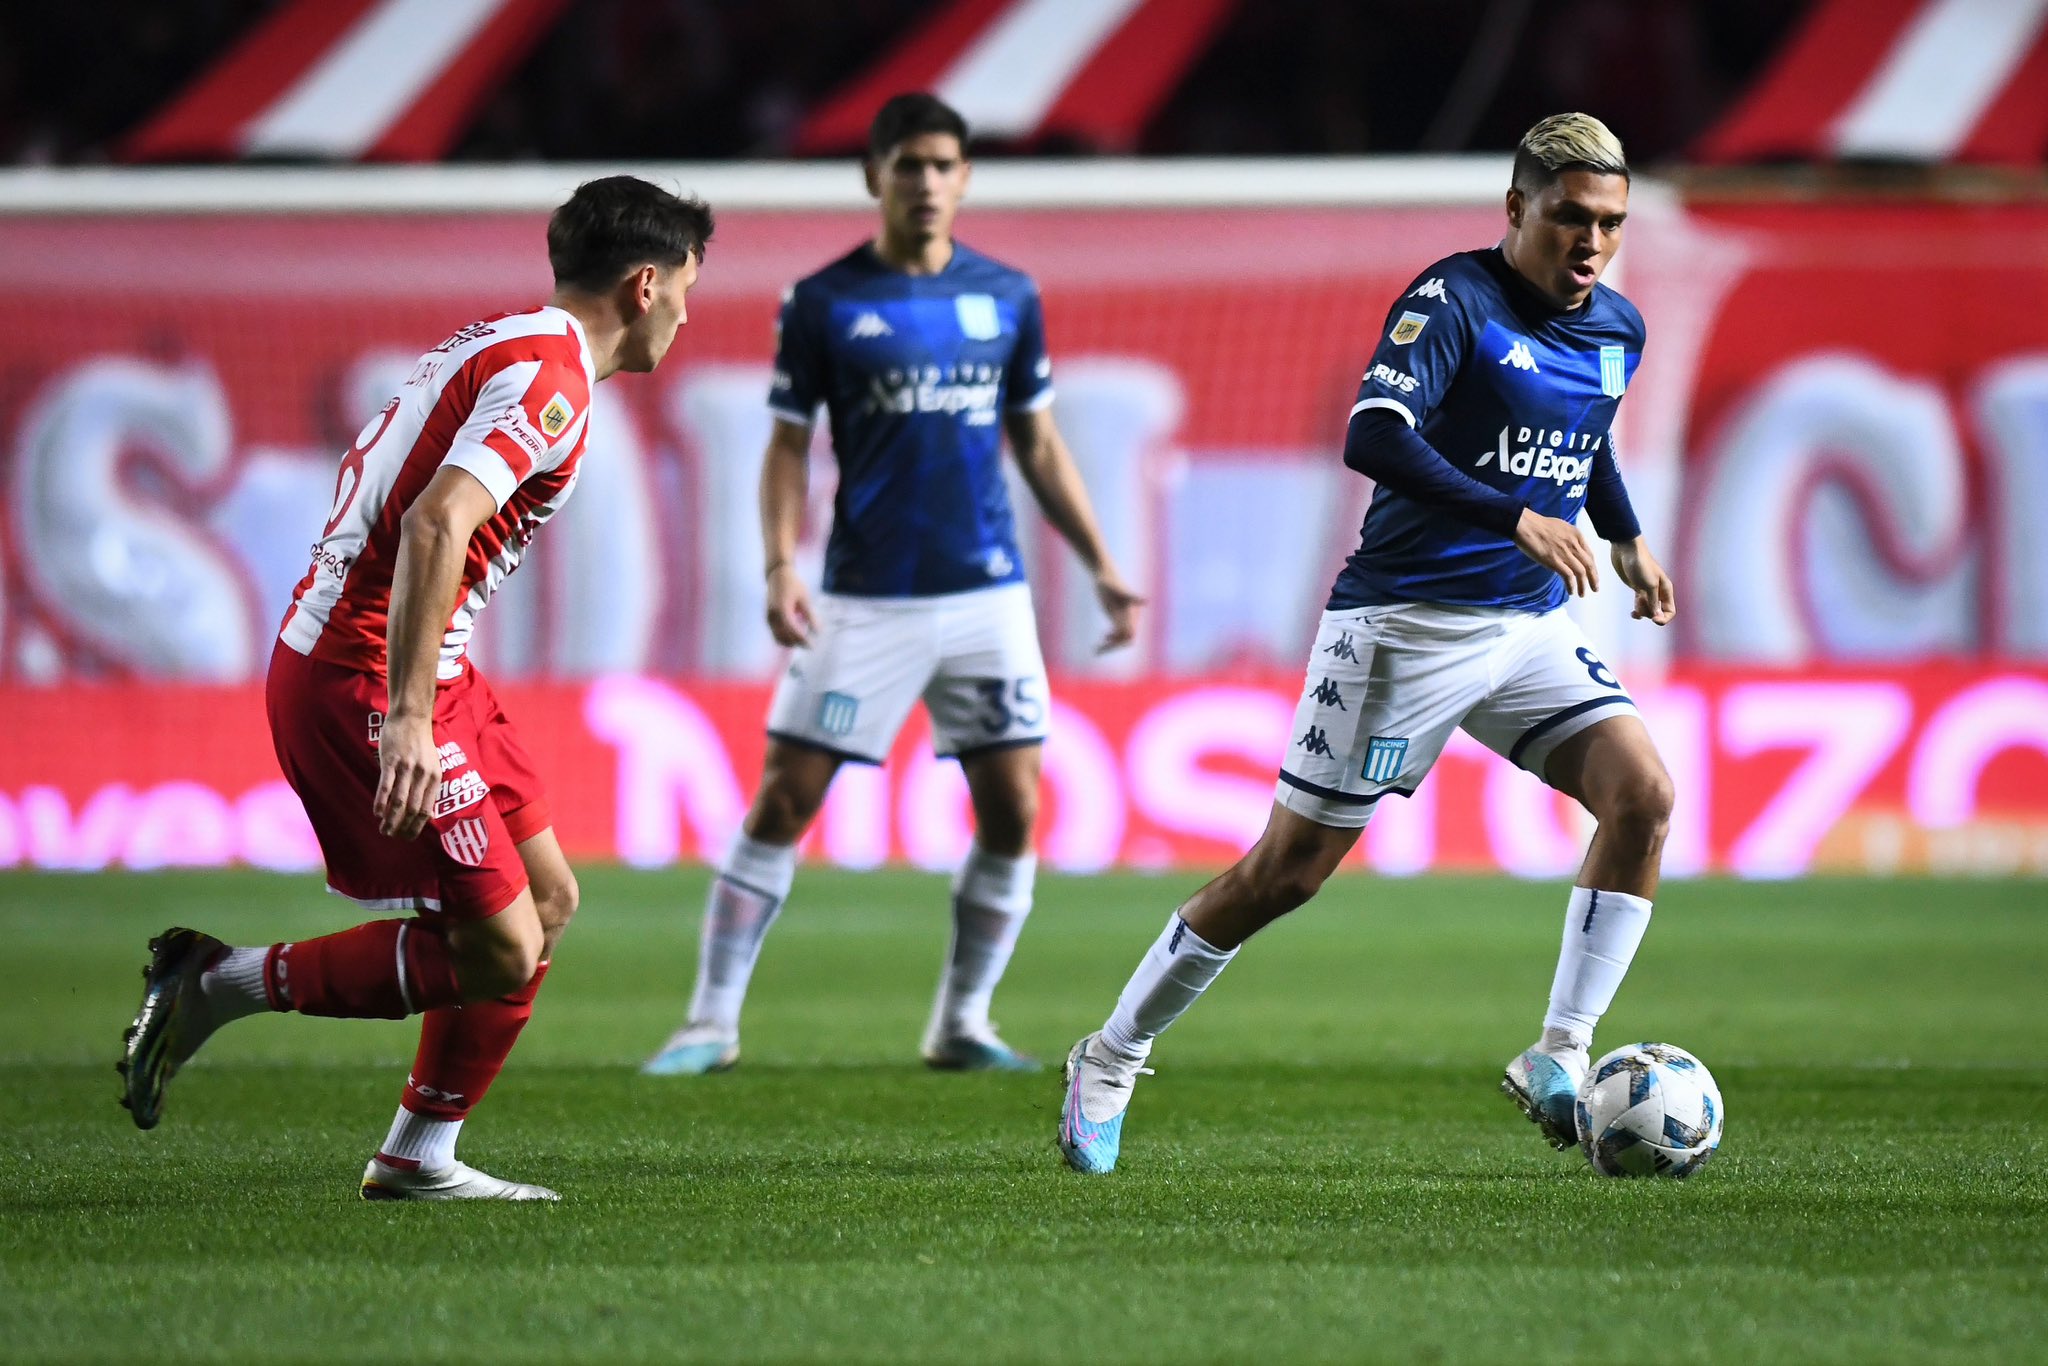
294;315;589;677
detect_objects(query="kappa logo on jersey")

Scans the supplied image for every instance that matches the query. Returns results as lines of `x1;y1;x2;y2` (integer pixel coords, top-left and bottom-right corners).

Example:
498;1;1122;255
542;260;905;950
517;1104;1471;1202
983;547;1014;579
955;293;1001;341
848;311;894;340
1297;725;1334;758
432;770;490;818
1600;344;1629;397
1366;363;1420;394
1476;426;1598;486
1500;340;1540;371
1310;677;1345;709
440;816;490;867
1363;736;1409;784
436;741;468;772
818;691;860;737
1389;311;1429;345
537;392;576;439
1408;277;1449;302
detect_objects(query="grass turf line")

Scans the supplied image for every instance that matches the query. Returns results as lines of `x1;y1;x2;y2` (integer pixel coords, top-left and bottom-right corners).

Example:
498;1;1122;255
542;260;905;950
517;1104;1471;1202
1;869;2044;1363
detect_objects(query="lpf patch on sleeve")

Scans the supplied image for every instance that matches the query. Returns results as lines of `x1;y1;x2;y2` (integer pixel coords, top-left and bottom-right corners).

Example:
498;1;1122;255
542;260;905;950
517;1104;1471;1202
538;392;576;438
1389;312;1429;345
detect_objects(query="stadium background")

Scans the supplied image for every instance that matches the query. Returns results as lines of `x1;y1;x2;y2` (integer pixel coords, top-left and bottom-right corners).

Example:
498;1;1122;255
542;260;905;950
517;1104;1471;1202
0;0;2044;881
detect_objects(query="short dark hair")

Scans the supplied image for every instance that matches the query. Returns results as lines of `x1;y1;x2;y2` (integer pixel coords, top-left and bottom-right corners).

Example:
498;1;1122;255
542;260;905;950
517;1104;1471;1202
548;176;714;293
867;92;969;161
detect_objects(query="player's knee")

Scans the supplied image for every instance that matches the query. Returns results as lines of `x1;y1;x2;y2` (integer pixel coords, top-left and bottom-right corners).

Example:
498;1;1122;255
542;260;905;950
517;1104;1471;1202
450;912;544;1000
1603;765;1675;841
1241;846;1329;916
975;786;1037;854
749;773;828;843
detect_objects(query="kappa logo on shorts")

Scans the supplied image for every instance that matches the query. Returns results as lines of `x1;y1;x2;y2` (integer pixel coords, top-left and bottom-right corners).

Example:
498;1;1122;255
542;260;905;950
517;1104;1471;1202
441;817;490;868
1311;677;1346;710
818;691;860;738
432;771;489;818
1323;632;1359;663
1363;735;1410;785
1297;725;1335;758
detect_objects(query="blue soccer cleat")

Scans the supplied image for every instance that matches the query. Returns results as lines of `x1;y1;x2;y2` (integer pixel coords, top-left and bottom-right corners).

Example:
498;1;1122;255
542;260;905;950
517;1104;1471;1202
1501;1044;1590;1151
923;1025;1040;1072
641;1023;740;1076
1056;1033;1149;1174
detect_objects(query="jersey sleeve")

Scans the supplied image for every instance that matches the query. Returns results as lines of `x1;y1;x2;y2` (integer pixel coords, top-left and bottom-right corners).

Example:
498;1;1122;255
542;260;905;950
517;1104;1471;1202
767;284;826;427
1005;285;1054;412
1348;267;1471;430
441;344;591;509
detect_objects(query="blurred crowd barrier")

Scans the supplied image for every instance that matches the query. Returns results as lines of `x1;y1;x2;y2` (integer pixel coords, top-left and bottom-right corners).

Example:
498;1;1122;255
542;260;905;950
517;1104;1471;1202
1;180;2043;875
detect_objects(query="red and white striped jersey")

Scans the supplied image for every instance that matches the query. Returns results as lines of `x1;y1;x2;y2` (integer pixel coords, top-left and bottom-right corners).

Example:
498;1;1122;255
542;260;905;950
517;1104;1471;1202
280;306;596;680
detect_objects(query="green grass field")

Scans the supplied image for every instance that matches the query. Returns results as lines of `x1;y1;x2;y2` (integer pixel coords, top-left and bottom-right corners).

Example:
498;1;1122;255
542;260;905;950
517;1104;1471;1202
2;869;2045;1363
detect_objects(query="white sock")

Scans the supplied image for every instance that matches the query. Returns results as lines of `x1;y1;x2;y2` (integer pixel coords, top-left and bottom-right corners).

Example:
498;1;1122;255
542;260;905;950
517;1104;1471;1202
928;844;1036;1041
685;833;798;1033
1098;912;1238;1067
376;1107;461;1172
198;946;275;1025
1542;887;1654;1049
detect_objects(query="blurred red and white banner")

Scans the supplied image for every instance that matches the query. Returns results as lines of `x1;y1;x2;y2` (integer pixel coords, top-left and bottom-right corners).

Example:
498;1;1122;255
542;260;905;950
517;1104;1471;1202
0;671;2042;877
0;198;2042;874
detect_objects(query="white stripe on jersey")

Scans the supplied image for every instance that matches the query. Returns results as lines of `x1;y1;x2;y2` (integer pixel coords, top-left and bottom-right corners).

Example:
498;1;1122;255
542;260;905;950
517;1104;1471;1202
281;307;595;675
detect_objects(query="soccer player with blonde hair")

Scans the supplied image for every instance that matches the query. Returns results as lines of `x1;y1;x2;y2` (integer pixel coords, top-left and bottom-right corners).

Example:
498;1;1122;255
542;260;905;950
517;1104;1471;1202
1058;114;1678;1172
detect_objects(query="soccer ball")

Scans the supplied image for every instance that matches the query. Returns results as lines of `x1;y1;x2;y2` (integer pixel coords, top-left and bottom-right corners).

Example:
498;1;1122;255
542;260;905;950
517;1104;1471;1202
1575;1042;1723;1178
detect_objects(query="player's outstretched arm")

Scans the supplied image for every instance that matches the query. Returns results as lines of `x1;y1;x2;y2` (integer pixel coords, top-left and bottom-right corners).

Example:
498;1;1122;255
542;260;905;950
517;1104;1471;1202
379;466;499;839
1003;407;1145;652
759;417;817;647
1610;537;1676;625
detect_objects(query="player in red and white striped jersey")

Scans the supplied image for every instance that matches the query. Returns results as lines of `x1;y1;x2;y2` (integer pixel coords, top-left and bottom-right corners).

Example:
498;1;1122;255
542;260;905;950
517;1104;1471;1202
119;177;714;1202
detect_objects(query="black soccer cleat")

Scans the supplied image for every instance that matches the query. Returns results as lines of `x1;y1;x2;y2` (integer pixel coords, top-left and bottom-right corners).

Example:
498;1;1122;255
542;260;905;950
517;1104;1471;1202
118;927;225;1130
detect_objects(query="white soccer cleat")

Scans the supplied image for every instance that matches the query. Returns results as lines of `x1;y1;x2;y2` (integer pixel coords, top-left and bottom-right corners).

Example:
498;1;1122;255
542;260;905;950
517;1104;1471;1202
359;1157;559;1202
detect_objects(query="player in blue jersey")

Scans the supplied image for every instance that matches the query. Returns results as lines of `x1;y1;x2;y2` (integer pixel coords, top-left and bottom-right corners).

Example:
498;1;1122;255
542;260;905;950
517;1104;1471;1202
646;94;1142;1076
1058;114;1679;1172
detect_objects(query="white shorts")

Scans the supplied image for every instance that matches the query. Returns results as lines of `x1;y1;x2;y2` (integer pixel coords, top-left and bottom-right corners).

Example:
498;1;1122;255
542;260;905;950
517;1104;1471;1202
766;582;1050;764
1275;603;1639;828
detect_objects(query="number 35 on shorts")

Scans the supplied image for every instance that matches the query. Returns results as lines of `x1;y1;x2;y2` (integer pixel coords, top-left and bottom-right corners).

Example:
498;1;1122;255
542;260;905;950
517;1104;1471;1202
974;677;1044;736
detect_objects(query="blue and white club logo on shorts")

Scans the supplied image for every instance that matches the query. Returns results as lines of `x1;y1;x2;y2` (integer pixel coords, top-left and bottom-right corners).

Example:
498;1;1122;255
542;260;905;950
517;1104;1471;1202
818;691;860;738
1363;735;1409;784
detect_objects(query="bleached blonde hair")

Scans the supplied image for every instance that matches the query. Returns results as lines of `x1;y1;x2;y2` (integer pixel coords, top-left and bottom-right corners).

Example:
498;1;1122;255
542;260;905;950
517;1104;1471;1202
1512;113;1628;192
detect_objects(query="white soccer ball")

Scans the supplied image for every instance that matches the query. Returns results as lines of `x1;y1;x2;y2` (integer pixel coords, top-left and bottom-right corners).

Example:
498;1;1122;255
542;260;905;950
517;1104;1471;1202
1575;1042;1723;1178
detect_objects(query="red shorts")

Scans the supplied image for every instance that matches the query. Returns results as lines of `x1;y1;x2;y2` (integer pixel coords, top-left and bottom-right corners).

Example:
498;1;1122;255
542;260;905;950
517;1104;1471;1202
265;641;550;919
